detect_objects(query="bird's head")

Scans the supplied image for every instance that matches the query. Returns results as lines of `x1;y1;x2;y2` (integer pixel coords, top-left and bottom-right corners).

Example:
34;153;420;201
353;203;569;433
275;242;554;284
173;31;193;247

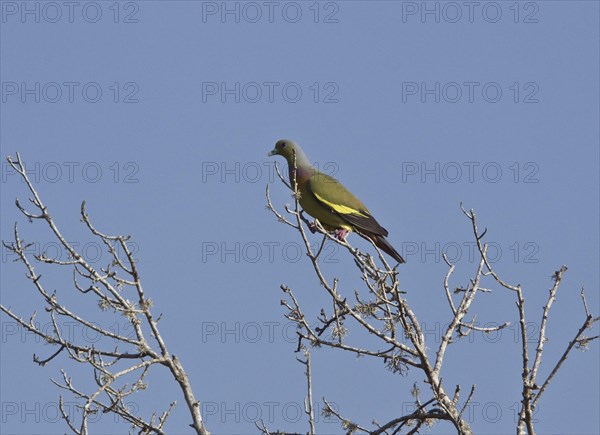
268;139;299;161
268;139;312;170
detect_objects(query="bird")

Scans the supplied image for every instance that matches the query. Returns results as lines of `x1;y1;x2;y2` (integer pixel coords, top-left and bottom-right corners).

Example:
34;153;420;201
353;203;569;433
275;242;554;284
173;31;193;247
268;139;405;264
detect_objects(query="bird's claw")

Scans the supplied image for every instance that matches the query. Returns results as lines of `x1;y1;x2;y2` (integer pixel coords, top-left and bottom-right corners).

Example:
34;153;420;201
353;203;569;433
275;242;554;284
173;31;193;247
334;228;349;241
300;211;318;233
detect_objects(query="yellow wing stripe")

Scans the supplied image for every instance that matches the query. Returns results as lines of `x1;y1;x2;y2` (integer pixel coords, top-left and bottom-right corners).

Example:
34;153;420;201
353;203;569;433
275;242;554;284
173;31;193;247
313;192;370;217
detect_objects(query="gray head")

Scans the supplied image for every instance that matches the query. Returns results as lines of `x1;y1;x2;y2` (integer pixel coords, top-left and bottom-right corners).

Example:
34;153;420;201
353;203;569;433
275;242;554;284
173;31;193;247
267;139;311;167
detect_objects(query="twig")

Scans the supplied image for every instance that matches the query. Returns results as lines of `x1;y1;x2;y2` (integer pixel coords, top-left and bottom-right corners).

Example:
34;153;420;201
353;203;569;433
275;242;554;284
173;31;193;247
297;349;316;435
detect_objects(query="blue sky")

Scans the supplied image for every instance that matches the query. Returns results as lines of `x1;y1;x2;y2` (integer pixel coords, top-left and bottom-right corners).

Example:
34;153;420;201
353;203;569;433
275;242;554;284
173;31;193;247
1;1;599;433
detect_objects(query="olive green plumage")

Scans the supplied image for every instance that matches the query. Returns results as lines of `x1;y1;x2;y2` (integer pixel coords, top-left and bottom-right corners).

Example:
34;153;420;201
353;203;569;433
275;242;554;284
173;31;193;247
268;139;405;264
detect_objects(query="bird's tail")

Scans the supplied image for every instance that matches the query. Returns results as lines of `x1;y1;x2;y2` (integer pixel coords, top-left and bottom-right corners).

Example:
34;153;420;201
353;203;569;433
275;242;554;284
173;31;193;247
371;235;406;264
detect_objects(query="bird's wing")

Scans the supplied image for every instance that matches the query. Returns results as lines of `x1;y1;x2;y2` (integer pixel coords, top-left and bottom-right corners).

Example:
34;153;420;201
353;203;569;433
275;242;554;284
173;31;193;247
308;171;389;237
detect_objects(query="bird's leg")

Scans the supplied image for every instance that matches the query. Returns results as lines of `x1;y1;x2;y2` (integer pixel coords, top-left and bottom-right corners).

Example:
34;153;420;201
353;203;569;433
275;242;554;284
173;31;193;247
334;228;349;241
300;211;318;234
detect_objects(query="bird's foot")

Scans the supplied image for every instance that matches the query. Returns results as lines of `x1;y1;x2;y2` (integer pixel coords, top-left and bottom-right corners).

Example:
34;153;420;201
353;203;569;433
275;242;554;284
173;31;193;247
300;211;318;233
334;228;349;241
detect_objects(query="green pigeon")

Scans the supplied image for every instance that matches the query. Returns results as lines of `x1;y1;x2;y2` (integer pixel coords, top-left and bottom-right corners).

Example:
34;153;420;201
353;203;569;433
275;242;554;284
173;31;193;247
268;139;405;264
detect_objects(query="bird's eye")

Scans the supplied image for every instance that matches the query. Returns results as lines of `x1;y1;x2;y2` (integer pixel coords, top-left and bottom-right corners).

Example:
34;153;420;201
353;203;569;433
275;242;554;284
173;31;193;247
281;143;287;148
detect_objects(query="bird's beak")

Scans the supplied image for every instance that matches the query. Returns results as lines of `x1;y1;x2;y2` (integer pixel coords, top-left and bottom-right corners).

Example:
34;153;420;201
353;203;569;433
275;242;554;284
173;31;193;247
267;148;277;156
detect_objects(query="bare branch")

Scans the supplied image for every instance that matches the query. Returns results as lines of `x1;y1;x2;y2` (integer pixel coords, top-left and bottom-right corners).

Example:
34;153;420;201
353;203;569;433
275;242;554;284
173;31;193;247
2;153;209;435
530;267;568;389
297;349;316;435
